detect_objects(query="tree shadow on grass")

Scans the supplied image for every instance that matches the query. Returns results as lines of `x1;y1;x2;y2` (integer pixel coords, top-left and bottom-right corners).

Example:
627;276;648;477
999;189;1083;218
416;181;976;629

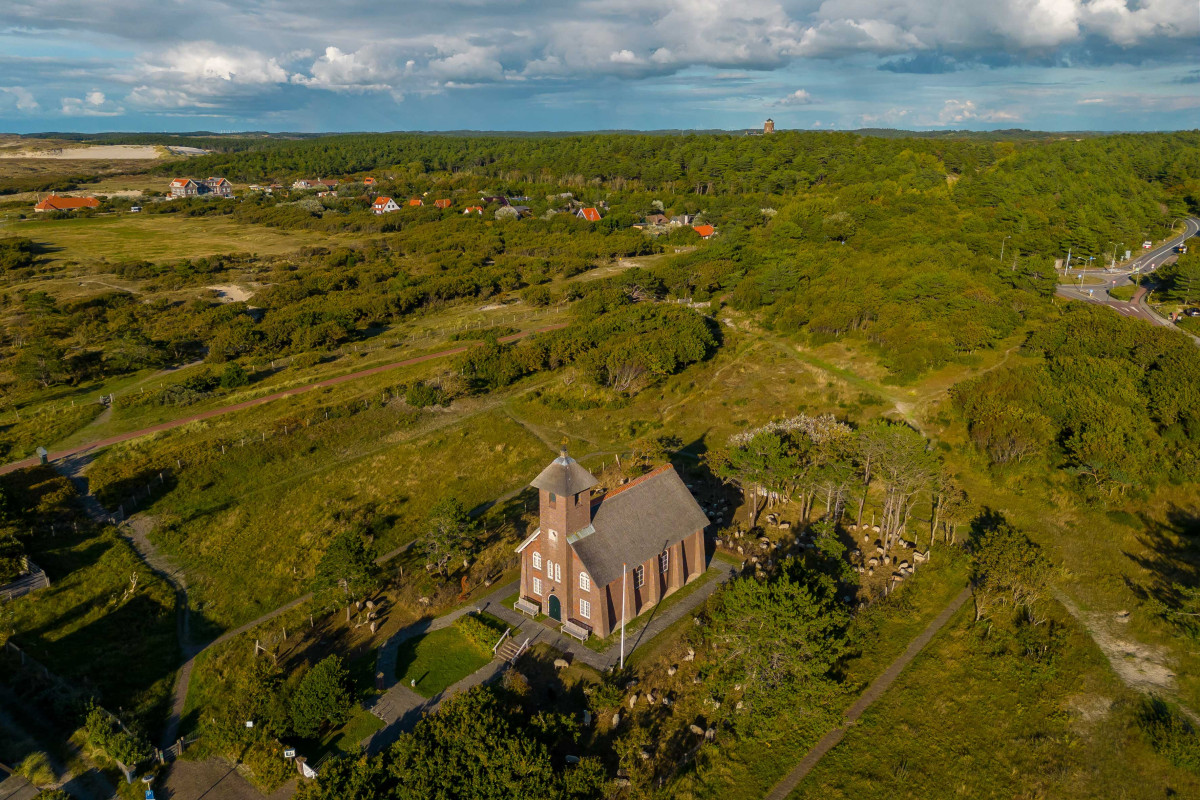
1124;505;1200;631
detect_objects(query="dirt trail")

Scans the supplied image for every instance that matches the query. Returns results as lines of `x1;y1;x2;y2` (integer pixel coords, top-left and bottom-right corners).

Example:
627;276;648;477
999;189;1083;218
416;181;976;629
1055;592;1178;696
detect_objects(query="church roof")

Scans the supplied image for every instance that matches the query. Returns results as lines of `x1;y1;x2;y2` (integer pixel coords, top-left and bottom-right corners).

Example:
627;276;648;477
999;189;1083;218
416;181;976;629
571;464;709;588
530;448;598;497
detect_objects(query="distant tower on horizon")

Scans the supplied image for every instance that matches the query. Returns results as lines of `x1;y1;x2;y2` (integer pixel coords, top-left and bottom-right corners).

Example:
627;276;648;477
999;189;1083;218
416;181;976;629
764;118;775;134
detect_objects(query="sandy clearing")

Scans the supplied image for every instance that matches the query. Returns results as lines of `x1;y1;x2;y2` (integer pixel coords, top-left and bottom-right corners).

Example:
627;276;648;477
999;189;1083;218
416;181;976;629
206;283;254;302
0;144;162;160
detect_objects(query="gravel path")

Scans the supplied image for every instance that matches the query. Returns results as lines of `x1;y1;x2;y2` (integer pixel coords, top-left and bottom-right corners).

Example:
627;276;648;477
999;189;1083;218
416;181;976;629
764;586;971;800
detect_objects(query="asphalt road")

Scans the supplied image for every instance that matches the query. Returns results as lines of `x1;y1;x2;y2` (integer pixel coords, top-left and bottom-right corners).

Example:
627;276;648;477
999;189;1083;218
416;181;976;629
1055;217;1200;326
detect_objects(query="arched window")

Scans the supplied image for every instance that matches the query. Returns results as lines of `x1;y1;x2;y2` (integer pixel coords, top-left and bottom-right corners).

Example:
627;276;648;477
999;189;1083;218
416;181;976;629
532;552;542;570
579;572;591;591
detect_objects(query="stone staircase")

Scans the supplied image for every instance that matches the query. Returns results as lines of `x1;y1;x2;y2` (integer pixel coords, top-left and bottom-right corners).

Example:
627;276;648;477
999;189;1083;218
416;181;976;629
496;637;524;663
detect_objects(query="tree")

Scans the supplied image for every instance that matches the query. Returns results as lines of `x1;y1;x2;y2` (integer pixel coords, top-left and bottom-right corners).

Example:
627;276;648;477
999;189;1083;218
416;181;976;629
970;518;1052;625
711;431;790;528
291;655;353;737
424;497;475;577
313;529;379;601
872;423;940;551
220;361;251;388
13;338;70;389
703;560;849;734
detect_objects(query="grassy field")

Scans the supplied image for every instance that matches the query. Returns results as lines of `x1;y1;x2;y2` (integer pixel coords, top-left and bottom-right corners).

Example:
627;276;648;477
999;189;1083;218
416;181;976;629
11;214;331;269
85;388;556;633
789;601;1200;799
395;626;491;698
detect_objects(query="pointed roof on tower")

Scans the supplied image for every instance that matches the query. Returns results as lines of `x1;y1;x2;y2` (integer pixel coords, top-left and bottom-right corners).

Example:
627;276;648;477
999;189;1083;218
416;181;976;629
531;446;598;497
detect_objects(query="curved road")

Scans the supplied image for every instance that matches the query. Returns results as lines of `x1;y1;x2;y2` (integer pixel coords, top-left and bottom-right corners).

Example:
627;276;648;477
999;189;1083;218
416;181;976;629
0;324;566;477
1056;217;1199;327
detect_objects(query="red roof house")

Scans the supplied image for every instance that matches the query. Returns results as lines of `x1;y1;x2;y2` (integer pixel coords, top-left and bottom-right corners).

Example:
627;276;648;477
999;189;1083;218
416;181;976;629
577;207;602;222
692;224;715;239
463;206;484;215
34;195;100;213
372;196;400;215
407;198;423;207
434;198;452;209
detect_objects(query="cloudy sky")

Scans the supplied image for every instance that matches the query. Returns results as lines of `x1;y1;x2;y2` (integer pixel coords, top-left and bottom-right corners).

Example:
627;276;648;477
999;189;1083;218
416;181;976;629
1;0;1198;133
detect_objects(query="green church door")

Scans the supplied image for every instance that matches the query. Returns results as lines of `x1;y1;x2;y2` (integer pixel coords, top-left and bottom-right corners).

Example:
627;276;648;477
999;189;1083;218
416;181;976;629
547;594;561;621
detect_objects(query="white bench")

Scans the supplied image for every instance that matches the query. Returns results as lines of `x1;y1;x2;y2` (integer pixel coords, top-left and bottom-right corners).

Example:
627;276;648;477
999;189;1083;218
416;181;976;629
514;597;540;618
561;618;592;641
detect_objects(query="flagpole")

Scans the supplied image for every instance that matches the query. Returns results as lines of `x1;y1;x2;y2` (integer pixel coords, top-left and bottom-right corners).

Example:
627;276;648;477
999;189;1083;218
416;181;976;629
620;562;627;670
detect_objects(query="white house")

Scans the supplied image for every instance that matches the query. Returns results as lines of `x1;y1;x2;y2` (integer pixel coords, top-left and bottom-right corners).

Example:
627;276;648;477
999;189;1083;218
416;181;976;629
372;196;400;215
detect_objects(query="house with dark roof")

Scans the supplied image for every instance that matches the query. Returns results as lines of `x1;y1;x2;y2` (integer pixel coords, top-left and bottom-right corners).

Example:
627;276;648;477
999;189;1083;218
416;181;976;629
514;448;709;640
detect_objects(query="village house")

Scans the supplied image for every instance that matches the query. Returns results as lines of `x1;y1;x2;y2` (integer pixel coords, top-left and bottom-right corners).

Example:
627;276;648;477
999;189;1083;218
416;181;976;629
644;213;670;226
407;198;423;207
170;177;232;198
670;213;697;226
463;206;484;215
34;195;100;213
514;448;709;641
363;177;376;187
372;196;400;214
292;178;338;191
693;224;715;239
481;195;508;205
577;207;602;222
434;198;452;209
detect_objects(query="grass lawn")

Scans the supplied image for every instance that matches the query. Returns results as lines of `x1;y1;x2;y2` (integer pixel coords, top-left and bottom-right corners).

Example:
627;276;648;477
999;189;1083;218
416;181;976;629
789;600;1200;800
1108;284;1137;301
317;706;384;758
394;626;491;698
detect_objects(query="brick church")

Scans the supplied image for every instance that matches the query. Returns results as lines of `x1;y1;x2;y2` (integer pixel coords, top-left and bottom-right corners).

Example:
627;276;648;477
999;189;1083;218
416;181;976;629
514;447;709;640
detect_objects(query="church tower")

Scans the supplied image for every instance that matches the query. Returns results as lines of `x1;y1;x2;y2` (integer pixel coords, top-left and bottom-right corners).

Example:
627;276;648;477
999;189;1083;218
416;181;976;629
528;446;598;621
764;118;775;134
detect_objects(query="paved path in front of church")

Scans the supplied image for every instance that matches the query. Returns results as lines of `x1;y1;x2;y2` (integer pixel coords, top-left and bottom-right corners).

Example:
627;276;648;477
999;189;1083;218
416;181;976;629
362;560;737;753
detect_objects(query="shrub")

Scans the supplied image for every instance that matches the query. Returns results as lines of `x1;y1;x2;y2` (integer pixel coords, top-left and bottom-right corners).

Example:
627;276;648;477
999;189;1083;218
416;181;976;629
1137;695;1200;774
290;655;352;737
17;752;56;786
453;612;508;653
220;362;251;388
405;381;446;408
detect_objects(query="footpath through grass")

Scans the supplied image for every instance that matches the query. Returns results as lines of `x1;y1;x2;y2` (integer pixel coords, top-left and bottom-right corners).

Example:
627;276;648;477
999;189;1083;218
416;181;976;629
671;554;970;800
789;599;1200;800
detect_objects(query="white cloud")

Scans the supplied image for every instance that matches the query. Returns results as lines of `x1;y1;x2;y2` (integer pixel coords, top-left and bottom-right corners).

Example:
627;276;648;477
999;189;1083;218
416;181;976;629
61;90;123;116
610;49;640;64
0;86;38;112
126;85;218;109
934;99;1020;125
294;46;399;91
777;89;813;105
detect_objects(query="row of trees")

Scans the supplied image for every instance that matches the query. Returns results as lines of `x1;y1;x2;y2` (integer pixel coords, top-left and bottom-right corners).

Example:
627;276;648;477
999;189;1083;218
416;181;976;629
710;415;971;554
